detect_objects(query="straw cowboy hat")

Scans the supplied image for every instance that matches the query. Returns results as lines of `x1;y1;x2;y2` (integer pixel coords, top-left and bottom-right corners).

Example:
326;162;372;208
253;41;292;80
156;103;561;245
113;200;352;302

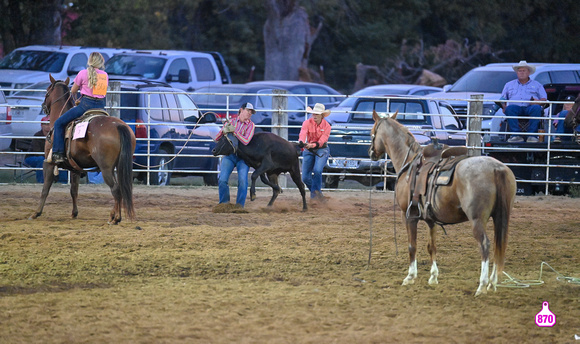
512;60;536;74
306;103;331;117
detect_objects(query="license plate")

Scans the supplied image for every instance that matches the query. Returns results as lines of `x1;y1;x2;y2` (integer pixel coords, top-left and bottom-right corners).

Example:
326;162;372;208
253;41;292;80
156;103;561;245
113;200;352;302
334;159;359;169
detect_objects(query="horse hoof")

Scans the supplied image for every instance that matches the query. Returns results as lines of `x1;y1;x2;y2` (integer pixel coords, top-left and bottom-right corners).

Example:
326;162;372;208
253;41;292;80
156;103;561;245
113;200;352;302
486;283;497;292
250;195;256;201
475;286;488;297
28;213;39;220
402;277;415;286
428;276;439;285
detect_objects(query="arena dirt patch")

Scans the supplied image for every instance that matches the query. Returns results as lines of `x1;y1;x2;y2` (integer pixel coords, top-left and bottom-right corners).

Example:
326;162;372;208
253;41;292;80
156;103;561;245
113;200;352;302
0;184;578;343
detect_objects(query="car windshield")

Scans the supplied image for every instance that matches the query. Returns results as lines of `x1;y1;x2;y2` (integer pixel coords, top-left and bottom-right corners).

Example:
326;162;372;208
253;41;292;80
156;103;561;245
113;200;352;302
336;88;410;109
0;50;67;72
191;87;247;106
449;70;516;93
10;82;50;98
105;55;167;79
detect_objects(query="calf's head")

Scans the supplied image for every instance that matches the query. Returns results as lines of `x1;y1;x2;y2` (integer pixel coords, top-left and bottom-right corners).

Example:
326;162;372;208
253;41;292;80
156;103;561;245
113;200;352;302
212;133;238;156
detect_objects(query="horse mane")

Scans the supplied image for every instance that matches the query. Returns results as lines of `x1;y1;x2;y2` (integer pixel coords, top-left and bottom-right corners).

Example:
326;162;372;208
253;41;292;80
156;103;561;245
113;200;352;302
384;116;421;155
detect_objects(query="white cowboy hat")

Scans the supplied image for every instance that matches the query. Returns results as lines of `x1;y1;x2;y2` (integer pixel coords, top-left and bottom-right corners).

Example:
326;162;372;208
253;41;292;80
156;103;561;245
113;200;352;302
306;103;331;117
512;60;536;74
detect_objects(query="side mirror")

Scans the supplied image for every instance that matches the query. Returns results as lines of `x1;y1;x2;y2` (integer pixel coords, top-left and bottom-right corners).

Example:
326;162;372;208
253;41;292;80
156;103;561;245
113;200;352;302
67;66;83;76
178;69;190;83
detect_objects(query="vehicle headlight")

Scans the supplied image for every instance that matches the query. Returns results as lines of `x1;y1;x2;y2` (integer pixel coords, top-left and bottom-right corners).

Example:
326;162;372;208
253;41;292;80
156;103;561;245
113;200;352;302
482;104;497;120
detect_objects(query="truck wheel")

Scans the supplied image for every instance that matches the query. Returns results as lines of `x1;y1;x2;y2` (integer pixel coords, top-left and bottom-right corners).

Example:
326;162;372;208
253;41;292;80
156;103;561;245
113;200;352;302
150;147;173;186
324;175;339;188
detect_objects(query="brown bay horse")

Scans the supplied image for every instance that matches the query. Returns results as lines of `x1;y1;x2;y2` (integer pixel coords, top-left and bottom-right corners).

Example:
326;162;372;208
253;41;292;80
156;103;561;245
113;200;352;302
369;110;516;296
29;75;136;224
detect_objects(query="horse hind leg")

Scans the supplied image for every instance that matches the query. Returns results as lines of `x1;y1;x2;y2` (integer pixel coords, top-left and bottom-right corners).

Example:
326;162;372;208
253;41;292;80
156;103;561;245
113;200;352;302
427;221;439;285
102;169;122;225
472;219;491;297
402;217;419;286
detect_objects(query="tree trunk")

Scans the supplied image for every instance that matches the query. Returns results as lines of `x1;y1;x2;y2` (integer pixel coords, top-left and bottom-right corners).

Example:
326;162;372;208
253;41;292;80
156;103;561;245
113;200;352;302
263;0;321;81
29;0;64;46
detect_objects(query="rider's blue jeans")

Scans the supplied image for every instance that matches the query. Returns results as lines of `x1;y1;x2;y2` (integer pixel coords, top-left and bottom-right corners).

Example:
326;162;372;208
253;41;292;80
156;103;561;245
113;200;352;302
52;96;105;154
218;154;250;207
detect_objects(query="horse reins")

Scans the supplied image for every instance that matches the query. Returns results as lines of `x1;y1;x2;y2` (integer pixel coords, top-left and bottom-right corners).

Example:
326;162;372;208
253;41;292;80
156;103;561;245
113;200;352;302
43;82;72;118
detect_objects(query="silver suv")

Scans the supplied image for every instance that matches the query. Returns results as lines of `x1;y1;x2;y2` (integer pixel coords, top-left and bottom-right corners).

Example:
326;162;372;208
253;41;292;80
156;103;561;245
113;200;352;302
0;45;131;95
428;62;580;139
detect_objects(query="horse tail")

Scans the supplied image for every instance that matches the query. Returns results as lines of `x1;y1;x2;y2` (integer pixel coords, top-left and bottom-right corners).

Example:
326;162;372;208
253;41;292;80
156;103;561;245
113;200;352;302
492;168;514;274
117;125;135;220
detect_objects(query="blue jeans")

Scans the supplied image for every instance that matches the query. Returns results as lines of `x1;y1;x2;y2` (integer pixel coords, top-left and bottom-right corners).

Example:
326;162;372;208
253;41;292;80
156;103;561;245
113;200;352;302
505;104;542;137
52;96;106;154
553;110;578;141
218;154;250;207
301;147;329;197
24;155;68;183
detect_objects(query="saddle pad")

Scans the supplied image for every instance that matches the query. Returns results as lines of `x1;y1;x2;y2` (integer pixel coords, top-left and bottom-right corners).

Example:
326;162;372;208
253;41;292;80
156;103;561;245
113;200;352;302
73;121;89;140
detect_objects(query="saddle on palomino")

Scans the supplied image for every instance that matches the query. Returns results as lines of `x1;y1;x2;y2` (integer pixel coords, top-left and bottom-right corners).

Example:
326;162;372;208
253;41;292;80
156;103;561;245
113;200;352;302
47;109;109;171
405;143;469;221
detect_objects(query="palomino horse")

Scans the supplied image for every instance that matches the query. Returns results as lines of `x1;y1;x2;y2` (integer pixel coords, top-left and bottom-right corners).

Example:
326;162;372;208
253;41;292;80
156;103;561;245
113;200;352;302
29;75;136;224
369;110;516;296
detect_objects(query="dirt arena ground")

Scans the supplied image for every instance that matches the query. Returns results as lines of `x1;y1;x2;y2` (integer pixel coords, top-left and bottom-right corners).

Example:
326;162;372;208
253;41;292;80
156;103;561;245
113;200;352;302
0;184;578;343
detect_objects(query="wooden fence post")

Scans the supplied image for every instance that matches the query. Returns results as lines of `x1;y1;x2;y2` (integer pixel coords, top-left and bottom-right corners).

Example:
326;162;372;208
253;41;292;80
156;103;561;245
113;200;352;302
468;94;482;156
107;81;121;118
272;89;288;187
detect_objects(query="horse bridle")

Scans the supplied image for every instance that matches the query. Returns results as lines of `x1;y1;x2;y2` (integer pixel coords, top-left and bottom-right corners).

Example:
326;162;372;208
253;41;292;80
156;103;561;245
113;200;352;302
42;81;71;116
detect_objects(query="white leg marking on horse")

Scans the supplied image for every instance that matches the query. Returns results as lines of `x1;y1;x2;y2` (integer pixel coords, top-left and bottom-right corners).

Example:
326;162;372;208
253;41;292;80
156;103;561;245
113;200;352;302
487;263;498;292
402;260;417;286
428;261;439;285
475;259;490;297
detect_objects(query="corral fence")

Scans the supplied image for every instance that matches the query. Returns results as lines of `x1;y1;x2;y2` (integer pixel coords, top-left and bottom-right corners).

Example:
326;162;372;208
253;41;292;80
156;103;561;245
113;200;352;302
1;87;579;195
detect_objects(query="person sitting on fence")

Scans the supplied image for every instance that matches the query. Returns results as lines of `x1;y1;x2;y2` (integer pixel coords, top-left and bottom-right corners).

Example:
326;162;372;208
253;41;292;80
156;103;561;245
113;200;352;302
501;61;547;143
551;95;579;143
25;116;68;183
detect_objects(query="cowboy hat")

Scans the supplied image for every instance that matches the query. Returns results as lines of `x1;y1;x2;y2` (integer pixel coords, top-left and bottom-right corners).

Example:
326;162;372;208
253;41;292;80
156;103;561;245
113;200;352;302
512;60;536;74
306;103;331;117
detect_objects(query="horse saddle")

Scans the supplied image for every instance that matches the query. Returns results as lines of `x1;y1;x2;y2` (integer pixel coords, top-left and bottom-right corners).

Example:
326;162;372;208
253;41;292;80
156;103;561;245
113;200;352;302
406;143;469;220
48;109;109;171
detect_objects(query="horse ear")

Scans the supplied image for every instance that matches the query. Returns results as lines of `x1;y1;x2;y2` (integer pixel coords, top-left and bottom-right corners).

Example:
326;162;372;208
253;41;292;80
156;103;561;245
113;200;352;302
372;110;380;122
391;110;399;120
49;74;56;83
65;77;70;85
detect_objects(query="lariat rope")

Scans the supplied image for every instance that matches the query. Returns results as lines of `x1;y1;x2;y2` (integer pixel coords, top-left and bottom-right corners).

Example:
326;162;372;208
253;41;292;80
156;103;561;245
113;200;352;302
132;111;216;169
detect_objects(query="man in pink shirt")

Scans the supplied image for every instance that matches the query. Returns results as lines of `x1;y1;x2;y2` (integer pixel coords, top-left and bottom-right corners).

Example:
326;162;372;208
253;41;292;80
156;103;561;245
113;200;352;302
298;103;331;201
216;102;256;208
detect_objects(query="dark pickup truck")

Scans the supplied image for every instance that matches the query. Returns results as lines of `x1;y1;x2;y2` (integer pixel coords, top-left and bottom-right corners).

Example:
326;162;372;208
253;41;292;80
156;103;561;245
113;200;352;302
324;95;467;188
483;84;580;195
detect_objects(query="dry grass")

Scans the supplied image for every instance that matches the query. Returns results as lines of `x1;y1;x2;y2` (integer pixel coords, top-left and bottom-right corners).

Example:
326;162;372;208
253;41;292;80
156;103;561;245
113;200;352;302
0;184;579;343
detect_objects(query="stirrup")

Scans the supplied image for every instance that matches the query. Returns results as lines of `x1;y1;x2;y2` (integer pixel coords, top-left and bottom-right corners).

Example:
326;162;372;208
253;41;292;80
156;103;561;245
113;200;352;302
406;201;422;219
